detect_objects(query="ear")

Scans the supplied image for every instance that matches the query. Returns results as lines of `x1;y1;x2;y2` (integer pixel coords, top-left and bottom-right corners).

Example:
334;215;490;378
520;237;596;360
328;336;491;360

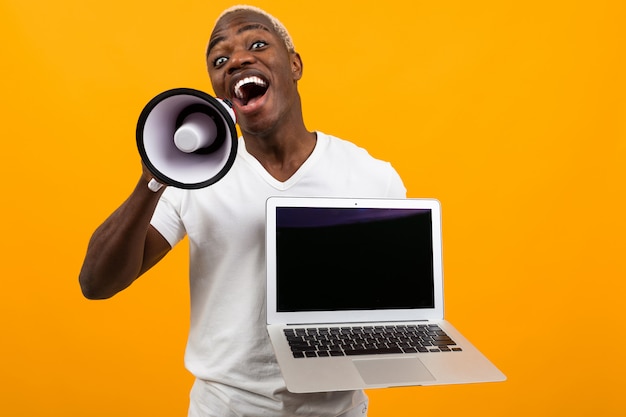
291;52;303;81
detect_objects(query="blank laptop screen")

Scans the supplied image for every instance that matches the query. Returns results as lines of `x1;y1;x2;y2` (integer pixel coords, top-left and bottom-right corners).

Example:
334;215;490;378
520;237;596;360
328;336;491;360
275;207;435;312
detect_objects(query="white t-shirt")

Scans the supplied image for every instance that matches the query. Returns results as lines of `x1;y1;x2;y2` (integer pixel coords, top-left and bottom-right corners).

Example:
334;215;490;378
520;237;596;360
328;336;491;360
151;132;406;416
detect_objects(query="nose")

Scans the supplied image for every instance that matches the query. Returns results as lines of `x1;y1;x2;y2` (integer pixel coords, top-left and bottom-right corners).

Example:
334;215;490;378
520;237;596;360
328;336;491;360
227;48;255;74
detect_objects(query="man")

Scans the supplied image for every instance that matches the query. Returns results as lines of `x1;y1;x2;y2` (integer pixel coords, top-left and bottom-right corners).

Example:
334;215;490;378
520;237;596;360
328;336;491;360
79;5;406;416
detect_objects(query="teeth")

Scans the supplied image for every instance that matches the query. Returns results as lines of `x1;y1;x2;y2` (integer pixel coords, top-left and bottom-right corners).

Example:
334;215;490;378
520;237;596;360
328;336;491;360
233;76;267;99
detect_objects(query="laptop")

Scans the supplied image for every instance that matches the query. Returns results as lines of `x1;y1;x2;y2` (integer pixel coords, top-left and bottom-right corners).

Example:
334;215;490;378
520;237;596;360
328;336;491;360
265;196;506;393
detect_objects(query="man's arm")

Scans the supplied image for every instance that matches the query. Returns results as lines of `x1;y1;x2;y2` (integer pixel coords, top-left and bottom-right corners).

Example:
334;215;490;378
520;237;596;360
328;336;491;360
78;173;171;300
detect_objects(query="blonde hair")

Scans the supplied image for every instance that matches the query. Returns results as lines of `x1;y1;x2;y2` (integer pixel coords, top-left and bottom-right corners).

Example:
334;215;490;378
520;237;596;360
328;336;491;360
215;5;295;53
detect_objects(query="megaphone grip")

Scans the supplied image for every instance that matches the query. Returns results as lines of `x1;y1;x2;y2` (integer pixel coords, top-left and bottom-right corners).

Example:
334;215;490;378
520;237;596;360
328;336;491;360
147;178;164;192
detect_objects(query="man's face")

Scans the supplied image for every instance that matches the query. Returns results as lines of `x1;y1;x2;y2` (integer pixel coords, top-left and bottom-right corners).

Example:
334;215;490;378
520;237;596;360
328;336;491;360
206;11;302;134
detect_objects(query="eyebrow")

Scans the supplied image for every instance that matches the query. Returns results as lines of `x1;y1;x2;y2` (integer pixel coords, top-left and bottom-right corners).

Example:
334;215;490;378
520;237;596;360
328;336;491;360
207;23;272;57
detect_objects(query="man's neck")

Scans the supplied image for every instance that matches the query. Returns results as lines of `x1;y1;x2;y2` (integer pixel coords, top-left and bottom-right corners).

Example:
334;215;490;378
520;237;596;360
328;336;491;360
243;126;317;182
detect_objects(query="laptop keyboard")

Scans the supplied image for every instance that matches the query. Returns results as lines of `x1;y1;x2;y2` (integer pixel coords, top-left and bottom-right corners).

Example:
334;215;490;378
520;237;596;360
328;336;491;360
283;324;462;358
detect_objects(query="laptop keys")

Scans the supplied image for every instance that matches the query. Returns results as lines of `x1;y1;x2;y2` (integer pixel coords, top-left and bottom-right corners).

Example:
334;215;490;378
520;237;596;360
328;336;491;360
283;324;462;358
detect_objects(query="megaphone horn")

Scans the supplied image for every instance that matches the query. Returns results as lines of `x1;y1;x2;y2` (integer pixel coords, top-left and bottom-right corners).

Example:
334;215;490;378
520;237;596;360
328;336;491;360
136;88;238;190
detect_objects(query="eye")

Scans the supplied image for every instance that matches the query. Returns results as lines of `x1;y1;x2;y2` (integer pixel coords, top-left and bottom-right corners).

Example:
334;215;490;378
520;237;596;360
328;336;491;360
213;56;228;67
251;40;268;50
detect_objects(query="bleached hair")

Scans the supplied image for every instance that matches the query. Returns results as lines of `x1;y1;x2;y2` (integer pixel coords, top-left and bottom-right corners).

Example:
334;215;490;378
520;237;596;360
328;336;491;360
215;5;296;53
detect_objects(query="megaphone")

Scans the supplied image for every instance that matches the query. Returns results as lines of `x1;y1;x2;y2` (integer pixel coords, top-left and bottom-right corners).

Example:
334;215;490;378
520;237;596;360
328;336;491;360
136;88;238;190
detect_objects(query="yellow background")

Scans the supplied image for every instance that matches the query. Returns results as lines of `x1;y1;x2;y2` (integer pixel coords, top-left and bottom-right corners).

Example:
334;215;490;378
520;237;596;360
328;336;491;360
1;0;625;415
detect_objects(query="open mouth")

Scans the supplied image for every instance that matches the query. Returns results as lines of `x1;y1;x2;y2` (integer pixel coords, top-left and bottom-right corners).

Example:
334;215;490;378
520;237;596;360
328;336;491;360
232;75;269;106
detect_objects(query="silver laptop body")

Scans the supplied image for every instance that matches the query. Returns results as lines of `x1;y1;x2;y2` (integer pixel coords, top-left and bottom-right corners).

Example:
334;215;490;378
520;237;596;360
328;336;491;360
265;197;506;393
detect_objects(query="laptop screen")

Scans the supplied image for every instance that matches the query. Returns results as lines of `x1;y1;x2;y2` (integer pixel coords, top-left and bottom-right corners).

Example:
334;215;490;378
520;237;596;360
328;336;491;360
275;207;435;313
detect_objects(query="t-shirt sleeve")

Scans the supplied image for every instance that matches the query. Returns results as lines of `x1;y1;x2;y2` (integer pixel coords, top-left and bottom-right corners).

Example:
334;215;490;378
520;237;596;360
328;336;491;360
150;190;186;248
385;163;407;198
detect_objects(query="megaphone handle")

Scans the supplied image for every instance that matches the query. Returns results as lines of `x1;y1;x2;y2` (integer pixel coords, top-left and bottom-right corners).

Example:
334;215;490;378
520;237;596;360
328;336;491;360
147;178;164;192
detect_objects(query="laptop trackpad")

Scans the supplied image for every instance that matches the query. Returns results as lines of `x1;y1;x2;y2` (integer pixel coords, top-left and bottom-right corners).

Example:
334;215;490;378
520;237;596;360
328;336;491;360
353;357;436;385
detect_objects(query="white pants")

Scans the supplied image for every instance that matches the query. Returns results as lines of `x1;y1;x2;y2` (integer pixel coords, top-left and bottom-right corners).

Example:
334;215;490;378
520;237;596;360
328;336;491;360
188;378;368;417
338;401;368;417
